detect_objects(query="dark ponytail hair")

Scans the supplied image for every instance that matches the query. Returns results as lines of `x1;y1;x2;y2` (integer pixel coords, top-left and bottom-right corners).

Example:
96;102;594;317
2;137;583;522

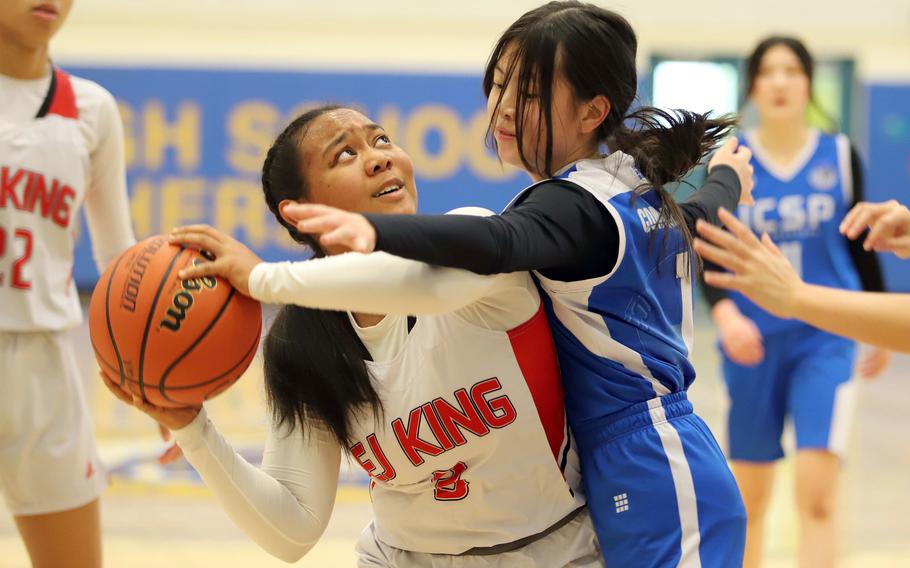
483;1;736;254
260;105;381;447
745;35;837;131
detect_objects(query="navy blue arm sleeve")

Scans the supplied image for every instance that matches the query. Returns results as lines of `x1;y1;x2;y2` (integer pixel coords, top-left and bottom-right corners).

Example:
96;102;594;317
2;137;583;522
368;180;616;281
679;165;741;232
366;165;741;281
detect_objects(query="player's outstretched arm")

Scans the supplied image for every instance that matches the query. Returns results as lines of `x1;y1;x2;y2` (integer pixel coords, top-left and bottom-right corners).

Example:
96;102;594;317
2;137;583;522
171;220;536;325
100;373;339;562
694;208;910;354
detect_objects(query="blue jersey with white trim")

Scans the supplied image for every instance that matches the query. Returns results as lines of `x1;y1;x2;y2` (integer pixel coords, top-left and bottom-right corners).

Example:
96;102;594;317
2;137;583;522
732;130;861;335
504;153;697;430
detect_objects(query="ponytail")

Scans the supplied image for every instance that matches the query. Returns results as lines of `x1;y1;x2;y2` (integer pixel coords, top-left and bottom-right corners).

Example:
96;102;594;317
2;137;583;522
610;107;738;269
609;107;735;190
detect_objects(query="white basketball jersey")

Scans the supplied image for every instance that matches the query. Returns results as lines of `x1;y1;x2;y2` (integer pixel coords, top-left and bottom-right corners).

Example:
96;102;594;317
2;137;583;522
1;70;95;331
347;305;584;554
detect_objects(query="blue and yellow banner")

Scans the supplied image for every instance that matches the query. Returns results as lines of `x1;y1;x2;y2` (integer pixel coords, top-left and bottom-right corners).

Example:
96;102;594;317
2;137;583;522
69;66;523;288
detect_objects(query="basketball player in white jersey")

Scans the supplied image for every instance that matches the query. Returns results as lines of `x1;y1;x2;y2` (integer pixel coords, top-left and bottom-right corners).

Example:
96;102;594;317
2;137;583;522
0;1;135;566
106;106;603;567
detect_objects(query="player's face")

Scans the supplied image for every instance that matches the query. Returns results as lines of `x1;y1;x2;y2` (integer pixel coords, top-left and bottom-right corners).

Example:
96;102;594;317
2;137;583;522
299;109;418;216
750;44;811;123
487;45;592;180
0;0;73;50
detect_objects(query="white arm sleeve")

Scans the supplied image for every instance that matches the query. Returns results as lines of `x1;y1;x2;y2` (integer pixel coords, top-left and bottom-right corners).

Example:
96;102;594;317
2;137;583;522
172;408;341;563
248;252;539;330
82;86;136;272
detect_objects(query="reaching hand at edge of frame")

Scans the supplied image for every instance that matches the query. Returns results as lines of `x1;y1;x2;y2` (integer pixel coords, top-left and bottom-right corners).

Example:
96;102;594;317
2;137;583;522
282;202;377;254
168;225;264;296
840;200;910;259
707;137;755;206
693;207;804;319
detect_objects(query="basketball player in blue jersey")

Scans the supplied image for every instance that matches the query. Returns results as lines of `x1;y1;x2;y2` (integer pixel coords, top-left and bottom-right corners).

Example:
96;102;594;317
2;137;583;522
694;205;910;353
282;3;751;566
700;37;889;568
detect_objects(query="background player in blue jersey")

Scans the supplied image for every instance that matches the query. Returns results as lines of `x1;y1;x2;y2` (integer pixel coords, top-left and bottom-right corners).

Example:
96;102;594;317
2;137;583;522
282;3;753;566
701;37;890;568
694;205;910;353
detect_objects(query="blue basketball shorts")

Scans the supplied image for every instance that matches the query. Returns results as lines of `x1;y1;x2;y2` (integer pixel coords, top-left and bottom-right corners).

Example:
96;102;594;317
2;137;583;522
574;392;746;567
723;326;857;462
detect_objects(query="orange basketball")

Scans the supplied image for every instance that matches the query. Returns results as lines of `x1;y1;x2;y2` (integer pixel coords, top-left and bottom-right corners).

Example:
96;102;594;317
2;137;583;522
88;236;262;408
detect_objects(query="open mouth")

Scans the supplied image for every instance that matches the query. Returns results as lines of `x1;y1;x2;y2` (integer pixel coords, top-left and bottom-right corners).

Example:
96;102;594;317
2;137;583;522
372;180;405;198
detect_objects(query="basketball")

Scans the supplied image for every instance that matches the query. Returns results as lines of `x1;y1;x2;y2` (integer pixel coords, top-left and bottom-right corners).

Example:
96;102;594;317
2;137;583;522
88;235;262;408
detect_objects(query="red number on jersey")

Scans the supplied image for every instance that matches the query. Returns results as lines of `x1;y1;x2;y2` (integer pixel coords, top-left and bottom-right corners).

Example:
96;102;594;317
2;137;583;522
0;227;34;290
0;227;5;286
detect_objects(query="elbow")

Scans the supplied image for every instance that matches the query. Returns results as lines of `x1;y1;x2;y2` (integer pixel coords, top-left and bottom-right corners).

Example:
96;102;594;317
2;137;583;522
272;542;315;564
464;252;509;276
278;551;306;564
472;262;504;276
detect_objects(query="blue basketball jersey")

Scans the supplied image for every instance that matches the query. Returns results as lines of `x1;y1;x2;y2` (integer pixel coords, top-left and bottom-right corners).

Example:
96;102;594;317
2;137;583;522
504;153;696;431
732;130;861;335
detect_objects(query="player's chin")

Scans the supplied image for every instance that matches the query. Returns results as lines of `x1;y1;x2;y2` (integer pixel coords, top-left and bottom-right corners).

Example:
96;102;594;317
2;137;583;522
375;195;417;216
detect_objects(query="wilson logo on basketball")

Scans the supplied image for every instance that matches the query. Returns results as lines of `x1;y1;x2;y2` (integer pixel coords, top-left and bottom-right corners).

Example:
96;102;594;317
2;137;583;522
159;262;217;332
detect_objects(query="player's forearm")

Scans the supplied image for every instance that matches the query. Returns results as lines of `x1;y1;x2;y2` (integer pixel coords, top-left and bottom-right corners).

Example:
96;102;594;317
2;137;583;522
790;284;910;353
679;165;741;233
248;252;503;316
173;410;335;562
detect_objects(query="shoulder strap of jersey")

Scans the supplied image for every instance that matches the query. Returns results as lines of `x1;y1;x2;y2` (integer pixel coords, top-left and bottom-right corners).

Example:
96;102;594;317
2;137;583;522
35;67;79;120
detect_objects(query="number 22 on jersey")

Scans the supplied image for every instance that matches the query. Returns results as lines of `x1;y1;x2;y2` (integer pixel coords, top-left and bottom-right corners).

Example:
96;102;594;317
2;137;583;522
0;226;34;289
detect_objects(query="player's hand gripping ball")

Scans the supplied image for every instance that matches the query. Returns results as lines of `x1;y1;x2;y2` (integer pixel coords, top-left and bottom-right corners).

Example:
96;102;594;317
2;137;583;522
89;236;262;407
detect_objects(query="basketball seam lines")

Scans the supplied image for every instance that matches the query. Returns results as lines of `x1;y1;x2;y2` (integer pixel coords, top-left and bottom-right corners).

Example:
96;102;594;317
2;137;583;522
103;249;130;387
113;331;258;390
157;287;237;402
137;246;188;401
91;341;120;374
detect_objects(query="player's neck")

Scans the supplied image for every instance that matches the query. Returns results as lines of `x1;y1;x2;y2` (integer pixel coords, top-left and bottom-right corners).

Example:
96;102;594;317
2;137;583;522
526;141;601;183
755;120;811;160
352;312;386;328
0;41;50;80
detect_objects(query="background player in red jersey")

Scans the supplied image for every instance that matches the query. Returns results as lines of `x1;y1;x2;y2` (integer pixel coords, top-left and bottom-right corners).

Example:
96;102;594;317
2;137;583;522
0;1;137;566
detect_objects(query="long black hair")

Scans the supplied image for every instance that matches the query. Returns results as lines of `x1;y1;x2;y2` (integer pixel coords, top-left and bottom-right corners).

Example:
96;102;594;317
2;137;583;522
745;35;837;131
260;105;381;447
483;1;737;255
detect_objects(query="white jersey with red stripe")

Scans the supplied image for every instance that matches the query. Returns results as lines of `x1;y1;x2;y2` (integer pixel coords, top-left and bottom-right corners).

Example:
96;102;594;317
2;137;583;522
0;67;135;331
348;300;584;553
172;241;590;561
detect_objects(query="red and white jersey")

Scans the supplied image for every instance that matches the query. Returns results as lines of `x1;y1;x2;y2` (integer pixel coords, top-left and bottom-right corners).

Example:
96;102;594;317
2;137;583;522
0;68;134;331
345;302;584;553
